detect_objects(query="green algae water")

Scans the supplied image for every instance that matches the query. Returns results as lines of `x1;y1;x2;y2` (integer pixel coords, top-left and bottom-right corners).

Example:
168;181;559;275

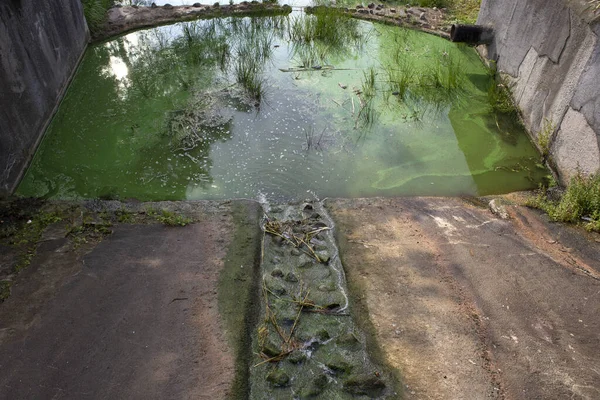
17;11;547;201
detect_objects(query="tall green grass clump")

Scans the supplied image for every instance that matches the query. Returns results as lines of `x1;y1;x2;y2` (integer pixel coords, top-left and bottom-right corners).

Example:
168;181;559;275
81;0;113;36
447;0;482;24
290;8;362;49
536;118;555;160
231;20;275;102
408;0;448;7
528;173;600;232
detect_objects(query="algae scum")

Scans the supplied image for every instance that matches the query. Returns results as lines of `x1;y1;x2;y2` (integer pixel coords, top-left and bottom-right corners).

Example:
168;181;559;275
18;9;547;201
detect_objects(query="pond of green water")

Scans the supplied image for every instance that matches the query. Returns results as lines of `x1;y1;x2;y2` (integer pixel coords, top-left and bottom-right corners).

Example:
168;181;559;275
17;11;547;201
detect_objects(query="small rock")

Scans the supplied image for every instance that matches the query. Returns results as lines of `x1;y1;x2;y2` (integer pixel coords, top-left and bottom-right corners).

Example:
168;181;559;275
267;369;290;387
318;282;336;292
287;350;307;364
326;356;354;375
271;268;284;278
337;332;361;347
262;339;282;357
316;250;330;263
265;276;287;295
301;374;329;397
367;2;375;8
358;8;369;14
343;374;386;396
297;254;314;268
316;329;330;341
419;12;426;20
390;8;396;13
284;272;298;283
489;199;509;220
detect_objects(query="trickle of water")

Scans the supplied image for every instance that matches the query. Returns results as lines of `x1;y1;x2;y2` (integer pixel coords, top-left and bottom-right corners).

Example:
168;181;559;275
253;200;391;398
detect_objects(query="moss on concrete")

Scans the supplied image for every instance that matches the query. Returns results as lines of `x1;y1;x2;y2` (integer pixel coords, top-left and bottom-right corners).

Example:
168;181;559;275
218;200;263;399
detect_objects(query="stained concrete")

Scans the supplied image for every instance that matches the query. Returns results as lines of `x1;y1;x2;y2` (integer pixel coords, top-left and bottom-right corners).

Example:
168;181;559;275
0;0;89;195
478;0;600;182
1;198;599;399
329;197;600;399
0;203;245;400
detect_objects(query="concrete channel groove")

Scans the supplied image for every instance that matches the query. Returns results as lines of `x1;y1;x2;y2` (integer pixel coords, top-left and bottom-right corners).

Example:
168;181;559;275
248;200;394;398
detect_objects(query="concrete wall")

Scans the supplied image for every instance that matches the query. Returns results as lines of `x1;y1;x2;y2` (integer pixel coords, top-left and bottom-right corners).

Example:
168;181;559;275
0;0;88;195
478;0;600;182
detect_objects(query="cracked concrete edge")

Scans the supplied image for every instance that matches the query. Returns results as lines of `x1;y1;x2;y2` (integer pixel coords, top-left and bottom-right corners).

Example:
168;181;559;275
478;0;600;181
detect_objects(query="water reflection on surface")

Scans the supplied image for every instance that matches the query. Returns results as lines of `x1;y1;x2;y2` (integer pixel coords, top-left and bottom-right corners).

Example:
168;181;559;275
18;12;547;201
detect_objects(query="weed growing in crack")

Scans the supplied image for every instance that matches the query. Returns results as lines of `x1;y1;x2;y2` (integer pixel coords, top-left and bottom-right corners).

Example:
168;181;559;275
527;172;600;232
148;209;192;226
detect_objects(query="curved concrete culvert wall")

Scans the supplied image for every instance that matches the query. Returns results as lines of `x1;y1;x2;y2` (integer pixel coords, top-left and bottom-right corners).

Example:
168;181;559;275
0;0;89;196
477;0;600;183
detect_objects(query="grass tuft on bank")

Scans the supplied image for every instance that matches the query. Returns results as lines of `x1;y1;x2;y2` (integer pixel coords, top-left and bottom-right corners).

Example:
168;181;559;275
406;0;481;24
527;173;600;232
81;0;113;36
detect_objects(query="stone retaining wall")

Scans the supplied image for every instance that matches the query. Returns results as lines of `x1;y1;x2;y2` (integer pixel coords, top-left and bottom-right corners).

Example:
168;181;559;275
0;0;89;196
478;0;600;182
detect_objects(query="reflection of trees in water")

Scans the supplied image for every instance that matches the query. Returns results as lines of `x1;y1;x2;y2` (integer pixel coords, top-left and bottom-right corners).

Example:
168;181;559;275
289;8;367;68
376;27;469;120
94;17;291;199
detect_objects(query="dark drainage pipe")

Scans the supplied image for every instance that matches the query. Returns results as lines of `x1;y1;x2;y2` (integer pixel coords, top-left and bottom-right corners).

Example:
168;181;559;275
450;24;494;45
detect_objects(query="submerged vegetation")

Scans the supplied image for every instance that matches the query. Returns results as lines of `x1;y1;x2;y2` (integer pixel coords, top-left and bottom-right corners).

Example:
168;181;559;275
18;10;548;201
289;7;366;68
528;173;600;232
378;27;466;119
232;19;276;102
